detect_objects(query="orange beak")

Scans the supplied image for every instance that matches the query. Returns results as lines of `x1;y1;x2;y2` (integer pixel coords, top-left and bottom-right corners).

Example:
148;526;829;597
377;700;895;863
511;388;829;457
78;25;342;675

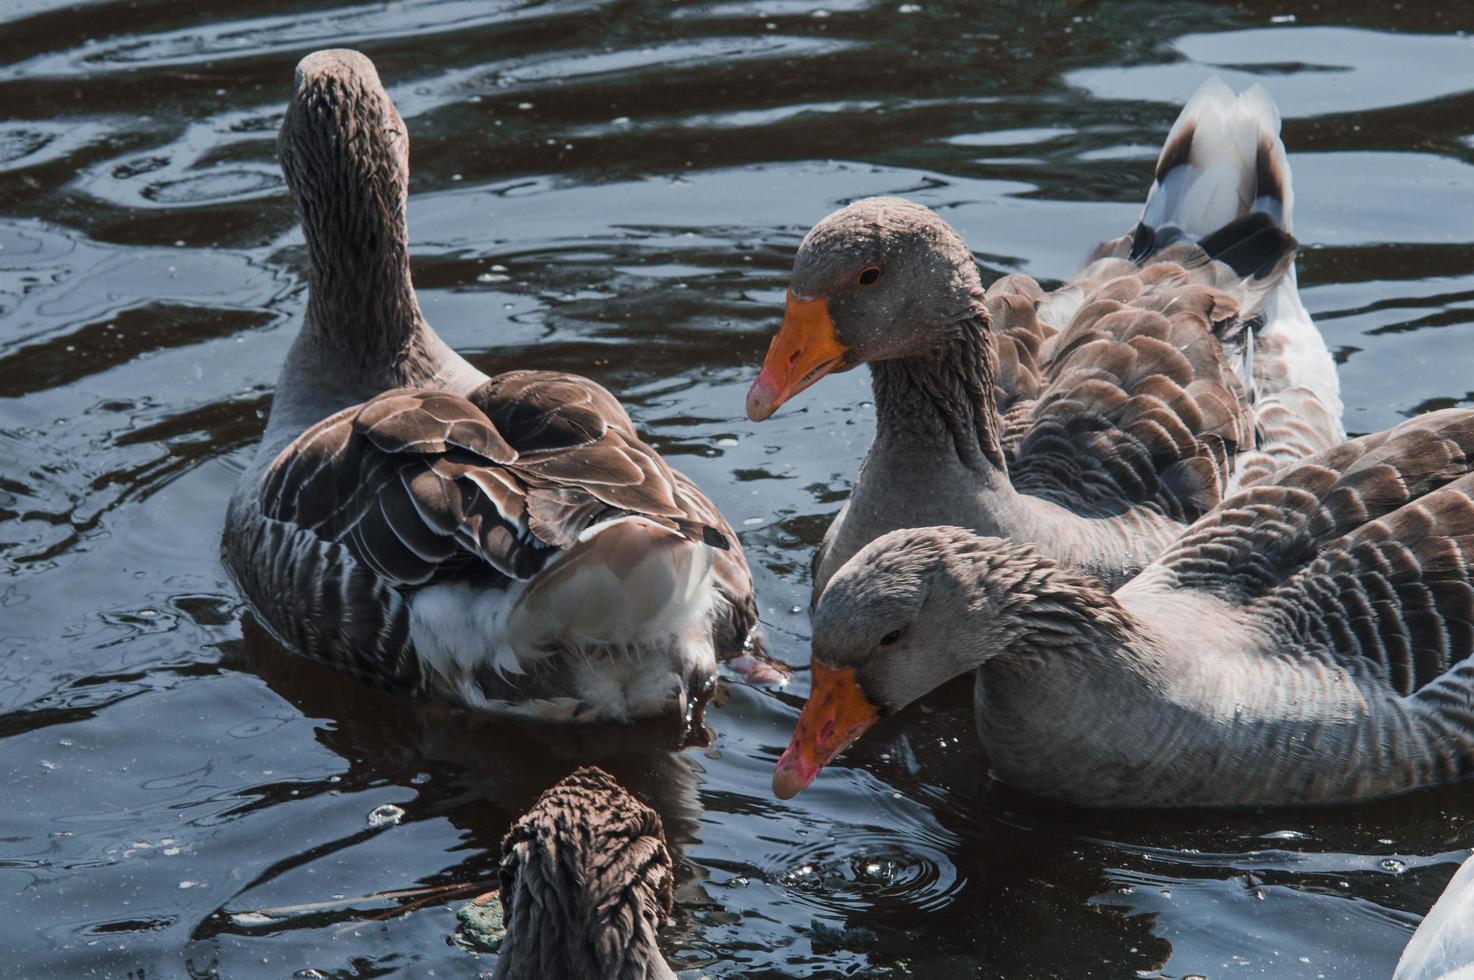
746;292;847;422
772;663;881;799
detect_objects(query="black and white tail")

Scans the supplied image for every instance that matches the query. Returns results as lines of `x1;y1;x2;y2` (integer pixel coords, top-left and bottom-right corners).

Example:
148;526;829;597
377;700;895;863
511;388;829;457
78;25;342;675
1133;77;1295;278
1138;77;1344;488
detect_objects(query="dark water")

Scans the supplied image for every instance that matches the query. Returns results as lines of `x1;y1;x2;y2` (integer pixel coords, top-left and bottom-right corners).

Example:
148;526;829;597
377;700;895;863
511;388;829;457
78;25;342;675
3;1;1474;976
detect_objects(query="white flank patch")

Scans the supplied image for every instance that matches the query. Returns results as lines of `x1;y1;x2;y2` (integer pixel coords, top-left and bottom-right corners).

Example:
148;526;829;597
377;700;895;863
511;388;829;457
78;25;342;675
407;517;719;720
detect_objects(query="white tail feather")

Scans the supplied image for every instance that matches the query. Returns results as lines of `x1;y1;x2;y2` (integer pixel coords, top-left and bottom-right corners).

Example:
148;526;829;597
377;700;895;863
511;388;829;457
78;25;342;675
1141;76;1293;238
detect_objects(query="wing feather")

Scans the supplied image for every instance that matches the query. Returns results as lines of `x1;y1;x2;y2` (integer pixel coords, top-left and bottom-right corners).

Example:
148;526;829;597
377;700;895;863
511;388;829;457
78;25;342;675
1127;410;1474;695
261;376;735;594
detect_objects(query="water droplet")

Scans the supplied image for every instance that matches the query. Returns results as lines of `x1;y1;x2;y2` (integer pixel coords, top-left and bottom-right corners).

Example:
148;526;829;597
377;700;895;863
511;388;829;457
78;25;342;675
1380;858;1406;874
231;912;274;926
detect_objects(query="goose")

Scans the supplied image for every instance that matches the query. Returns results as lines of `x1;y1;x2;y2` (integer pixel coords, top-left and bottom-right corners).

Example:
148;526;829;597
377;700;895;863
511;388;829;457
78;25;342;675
747;78;1342;599
772;408;1474;807
1396;854;1474;980
492;765;676;980
222;49;755;724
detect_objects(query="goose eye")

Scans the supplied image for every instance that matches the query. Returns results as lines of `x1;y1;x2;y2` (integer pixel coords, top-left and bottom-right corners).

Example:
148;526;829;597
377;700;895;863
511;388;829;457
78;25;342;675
857;266;882;287
879;629;903;647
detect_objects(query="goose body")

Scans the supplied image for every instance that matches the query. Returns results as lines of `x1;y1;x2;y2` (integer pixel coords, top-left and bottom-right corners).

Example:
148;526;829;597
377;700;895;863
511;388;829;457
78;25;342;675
775;408;1474;807
223;50;754;724
747;79;1342;600
1396;855;1474;980
492;766;675;980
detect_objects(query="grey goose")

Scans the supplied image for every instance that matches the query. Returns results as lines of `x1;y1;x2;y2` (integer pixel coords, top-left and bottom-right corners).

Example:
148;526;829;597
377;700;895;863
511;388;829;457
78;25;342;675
222;50;754;724
774;409;1474;807
747;79;1343;600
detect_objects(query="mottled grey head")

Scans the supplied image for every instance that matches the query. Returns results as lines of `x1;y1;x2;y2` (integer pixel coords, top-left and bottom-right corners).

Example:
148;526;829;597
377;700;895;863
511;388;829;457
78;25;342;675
773;526;1039;799
279;50;409;248
748;197;985;420
494;766;676;980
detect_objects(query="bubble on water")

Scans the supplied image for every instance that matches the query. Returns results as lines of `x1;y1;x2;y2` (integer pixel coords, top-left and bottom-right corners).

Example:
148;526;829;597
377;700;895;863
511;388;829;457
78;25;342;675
1262;829;1307;840
368;804;405;828
178;880;199;889
1380;858;1406;874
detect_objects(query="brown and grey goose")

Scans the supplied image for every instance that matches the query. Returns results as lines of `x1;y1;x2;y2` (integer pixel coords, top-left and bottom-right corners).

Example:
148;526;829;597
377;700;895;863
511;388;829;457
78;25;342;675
491;766;676;980
773;408;1474;807
222;50;754;724
748;79;1342;599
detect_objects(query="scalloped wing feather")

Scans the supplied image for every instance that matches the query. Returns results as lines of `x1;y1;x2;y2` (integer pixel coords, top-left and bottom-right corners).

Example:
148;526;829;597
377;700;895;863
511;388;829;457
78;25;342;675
992;271;1255;520
1127;409;1474;695
261;378;726;591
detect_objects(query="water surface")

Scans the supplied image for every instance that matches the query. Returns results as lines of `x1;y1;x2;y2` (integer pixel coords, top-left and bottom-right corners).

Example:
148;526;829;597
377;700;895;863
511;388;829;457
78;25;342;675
3;1;1474;976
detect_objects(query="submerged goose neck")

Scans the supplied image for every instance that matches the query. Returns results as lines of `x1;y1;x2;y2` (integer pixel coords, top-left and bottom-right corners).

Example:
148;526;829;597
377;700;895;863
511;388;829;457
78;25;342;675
869;309;1005;473
279;50;427;372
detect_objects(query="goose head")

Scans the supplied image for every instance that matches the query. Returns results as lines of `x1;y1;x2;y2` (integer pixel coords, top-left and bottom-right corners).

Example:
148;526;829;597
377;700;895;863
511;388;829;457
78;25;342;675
747;197;984;421
494;766;676;980
278;49;423;355
279;49;409;259
772;526;1044;799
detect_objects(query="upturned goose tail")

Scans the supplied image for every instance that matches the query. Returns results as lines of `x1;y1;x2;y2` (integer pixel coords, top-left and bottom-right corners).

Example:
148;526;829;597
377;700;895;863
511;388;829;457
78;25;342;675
1136;76;1293;266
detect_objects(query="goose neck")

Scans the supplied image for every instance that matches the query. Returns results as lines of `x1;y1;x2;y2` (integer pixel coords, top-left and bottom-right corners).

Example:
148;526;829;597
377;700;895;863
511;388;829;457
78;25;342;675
868;310;1005;474
300;209;426;369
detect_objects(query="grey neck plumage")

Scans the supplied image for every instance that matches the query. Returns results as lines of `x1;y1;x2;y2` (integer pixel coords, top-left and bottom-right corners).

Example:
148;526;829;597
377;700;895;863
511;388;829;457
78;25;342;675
868;309;1004;473
259;78;481;460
